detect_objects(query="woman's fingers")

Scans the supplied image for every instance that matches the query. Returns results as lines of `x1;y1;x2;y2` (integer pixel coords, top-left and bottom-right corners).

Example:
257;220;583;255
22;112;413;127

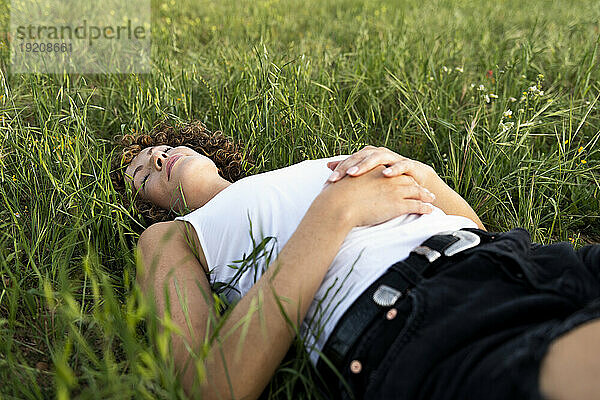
398;179;436;203
382;159;416;177
327;147;402;182
327;161;338;169
398;199;434;215
346;151;405;176
382;159;436;190
324;146;436;194
383;175;435;203
385;180;437;218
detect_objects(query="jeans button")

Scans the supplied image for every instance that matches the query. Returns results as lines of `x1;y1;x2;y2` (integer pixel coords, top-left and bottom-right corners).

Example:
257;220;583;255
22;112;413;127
350;360;362;374
386;308;398;320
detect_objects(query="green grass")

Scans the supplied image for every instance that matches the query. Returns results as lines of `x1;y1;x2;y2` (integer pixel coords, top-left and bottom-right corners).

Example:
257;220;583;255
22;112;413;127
1;0;599;398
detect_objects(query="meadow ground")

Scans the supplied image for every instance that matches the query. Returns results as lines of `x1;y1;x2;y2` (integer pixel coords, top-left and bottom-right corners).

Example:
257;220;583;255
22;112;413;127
0;0;599;398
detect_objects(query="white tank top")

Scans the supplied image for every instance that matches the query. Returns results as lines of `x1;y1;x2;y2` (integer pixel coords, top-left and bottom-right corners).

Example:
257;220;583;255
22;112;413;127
175;156;477;366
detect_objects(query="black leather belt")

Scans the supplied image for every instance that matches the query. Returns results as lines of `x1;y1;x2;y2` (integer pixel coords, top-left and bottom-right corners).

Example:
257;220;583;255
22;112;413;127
315;228;493;398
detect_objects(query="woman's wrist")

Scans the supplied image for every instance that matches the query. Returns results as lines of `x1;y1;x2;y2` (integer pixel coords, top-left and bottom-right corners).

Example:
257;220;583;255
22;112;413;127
311;188;355;231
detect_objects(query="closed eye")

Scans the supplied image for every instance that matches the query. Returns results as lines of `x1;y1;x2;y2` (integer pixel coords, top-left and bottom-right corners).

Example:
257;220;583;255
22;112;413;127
140;146;170;192
141;173;150;191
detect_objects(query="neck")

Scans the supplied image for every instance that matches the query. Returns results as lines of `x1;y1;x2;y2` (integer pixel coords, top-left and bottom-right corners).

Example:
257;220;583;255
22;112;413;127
186;176;232;211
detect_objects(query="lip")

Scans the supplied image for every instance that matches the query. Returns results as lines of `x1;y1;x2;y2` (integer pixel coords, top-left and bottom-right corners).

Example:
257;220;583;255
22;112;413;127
166;154;183;180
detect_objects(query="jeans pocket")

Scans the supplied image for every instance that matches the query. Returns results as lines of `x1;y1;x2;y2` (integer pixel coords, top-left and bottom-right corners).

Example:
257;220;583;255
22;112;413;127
493;254;531;285
363;288;425;396
473;238;534;289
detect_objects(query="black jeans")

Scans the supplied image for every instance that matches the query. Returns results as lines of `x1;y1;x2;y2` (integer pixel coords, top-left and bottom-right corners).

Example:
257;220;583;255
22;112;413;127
335;228;600;400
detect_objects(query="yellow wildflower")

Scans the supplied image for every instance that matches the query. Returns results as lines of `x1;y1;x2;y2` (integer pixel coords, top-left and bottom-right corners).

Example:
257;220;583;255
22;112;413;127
578;146;584;153
581;160;587;164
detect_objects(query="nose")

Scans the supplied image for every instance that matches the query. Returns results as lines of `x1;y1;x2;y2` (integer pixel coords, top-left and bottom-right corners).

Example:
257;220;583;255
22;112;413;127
151;151;169;170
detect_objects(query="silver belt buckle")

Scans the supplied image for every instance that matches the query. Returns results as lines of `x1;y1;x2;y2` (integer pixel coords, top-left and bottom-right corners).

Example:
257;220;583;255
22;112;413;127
440;230;481;256
414;230;481;262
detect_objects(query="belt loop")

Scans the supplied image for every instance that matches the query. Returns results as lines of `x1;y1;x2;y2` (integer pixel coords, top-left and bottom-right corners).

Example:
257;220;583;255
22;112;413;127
389;260;423;286
462;227;497;242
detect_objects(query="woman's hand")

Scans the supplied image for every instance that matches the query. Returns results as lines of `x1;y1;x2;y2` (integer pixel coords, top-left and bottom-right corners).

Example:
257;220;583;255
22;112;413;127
327;145;436;189
319;165;436;228
324;145;487;230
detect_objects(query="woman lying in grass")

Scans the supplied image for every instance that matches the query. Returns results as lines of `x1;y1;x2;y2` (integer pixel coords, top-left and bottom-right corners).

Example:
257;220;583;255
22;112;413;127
113;121;600;400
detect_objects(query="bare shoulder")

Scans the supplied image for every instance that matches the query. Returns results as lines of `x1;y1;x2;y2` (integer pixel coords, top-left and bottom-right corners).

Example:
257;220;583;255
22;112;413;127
173;220;210;275
140;220;210;275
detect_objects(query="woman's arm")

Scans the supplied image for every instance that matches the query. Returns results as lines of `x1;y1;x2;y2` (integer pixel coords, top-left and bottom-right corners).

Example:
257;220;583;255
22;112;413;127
197;193;353;400
425;173;486;231
326;146;486;230
137;166;435;400
423;172;486;231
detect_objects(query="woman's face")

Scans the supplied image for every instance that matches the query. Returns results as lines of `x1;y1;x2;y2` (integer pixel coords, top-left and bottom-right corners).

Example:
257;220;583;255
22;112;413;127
124;145;218;210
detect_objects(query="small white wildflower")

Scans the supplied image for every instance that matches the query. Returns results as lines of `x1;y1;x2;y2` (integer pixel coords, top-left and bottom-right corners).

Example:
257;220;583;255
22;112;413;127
503;109;513;118
509;97;517;102
429;76;434;81
470;83;475;89
529;86;537;92
455;67;464;73
538;90;544;96
585;101;591;105
484;94;490;103
489;93;498;99
478;84;485;91
499;121;514;133
442;66;449;73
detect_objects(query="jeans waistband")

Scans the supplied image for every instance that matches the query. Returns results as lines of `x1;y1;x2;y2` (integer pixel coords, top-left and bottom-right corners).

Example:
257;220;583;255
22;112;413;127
315;228;494;399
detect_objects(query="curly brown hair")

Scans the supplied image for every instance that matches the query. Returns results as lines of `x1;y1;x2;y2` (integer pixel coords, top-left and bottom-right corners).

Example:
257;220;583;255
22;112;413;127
111;120;252;225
